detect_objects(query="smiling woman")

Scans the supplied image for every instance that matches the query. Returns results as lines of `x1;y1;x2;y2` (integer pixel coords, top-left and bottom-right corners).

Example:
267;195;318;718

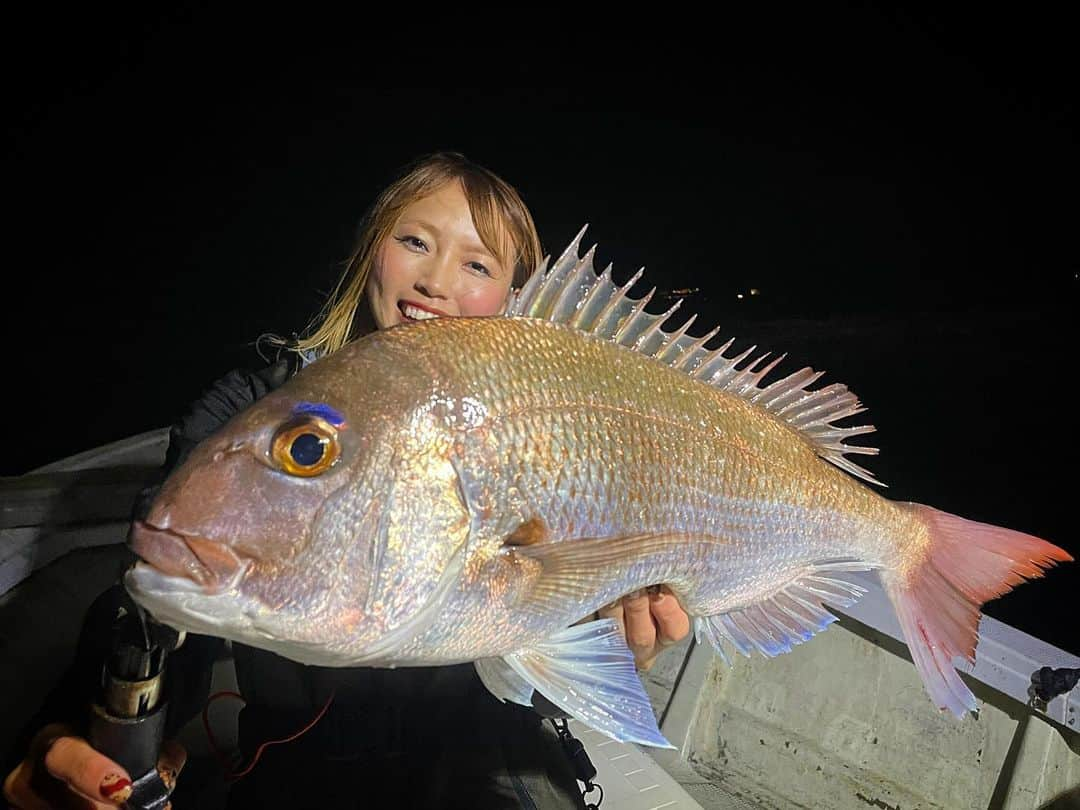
369;183;516;326
287;152;543;358
4;151;691;810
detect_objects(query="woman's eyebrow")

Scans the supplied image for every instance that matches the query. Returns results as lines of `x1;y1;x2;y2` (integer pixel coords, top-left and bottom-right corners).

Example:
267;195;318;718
462;240;496;258
397;218;441;235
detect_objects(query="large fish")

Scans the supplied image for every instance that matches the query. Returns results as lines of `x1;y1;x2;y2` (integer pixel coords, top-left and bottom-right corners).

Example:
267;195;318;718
125;229;1071;747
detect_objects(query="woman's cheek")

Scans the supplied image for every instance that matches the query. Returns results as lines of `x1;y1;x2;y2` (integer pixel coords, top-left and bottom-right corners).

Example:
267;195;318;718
457;283;512;317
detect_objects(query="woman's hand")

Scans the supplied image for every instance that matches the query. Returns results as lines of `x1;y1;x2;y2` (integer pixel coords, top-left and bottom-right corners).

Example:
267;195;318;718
3;723;185;809
598;586;691;672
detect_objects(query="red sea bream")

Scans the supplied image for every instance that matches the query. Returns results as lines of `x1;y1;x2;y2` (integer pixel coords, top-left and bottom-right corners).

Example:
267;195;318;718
126;229;1071;747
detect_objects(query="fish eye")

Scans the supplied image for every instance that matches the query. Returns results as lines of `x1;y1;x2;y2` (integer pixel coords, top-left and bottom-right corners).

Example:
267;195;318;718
271;417;341;477
290;433;325;465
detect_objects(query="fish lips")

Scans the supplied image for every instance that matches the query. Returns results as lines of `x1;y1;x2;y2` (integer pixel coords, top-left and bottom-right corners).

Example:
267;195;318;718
129;520;249;594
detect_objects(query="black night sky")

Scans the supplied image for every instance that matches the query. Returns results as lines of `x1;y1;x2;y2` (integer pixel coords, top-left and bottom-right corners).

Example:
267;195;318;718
4;11;1076;652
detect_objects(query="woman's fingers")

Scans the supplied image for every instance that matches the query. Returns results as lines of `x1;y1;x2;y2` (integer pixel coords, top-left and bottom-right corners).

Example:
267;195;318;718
602;589;659;671
5;722;185;809
593;586;693;673
3;724;119;810
621;590;657;662
43;735;132;807
649;586;692;647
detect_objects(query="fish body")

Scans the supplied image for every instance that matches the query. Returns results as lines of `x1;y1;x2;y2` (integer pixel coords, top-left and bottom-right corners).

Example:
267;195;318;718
340;315;898;664
126;231;1071;747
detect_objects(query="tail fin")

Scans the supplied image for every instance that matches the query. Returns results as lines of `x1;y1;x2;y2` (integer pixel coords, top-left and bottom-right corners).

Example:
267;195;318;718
883;503;1072;716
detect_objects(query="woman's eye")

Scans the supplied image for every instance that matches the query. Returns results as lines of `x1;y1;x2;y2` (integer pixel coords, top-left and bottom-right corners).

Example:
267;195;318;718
467;261;491;277
397;235;427;252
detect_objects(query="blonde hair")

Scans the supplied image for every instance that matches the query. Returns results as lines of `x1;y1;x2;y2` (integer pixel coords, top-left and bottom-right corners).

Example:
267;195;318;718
286;152;543;359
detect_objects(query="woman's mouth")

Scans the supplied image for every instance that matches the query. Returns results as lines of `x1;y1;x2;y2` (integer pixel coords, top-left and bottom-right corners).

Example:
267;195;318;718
399;301;448;321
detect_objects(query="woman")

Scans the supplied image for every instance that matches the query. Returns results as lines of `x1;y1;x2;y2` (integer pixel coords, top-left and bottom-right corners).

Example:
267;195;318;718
4;152;691;809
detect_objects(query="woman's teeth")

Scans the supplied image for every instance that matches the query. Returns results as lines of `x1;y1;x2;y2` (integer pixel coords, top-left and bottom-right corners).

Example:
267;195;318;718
403;304;440;321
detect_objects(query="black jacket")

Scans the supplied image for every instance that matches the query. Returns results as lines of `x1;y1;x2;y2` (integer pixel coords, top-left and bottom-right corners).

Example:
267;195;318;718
14;353;586;810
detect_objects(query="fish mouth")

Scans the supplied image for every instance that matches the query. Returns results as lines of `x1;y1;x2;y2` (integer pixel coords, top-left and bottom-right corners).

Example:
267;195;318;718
129;520;250;594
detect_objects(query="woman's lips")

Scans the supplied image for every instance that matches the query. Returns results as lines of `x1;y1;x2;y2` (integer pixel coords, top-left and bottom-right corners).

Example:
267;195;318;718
398;300;450;321
129;521;245;592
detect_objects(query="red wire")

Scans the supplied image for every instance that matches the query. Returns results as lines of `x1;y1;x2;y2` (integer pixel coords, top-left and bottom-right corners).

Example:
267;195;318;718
201;688;336;781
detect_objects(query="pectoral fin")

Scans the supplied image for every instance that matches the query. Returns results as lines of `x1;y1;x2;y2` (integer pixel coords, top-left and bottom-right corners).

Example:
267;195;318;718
476;619;673;749
511;532;705;614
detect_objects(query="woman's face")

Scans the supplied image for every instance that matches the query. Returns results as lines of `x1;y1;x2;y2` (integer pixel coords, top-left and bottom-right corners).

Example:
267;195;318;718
366;181;514;329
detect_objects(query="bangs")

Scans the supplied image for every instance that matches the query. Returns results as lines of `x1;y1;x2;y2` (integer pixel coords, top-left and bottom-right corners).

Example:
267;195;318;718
459;173;537;286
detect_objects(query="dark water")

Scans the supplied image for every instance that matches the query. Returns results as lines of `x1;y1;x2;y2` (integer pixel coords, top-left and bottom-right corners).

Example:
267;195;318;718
4;14;1076;651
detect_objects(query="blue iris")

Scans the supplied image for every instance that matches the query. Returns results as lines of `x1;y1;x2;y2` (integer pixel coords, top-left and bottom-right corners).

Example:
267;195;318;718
290;433;325;466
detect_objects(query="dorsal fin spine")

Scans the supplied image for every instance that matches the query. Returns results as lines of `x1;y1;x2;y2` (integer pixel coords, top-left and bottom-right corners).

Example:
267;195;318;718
551;253;602;325
591;267;644;337
634;299;683;352
756;369;824;408
655;312;698;365
570;264;615;331
691;338;736;383
710;345;757;389
613;286;657;344
673;325;722;372
535;244;595;319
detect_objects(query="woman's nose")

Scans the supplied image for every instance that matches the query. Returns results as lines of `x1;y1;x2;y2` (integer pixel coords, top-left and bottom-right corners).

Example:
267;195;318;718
416;256;454;299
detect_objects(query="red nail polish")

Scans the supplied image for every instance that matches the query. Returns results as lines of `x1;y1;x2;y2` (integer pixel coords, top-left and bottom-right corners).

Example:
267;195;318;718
100;773;133;803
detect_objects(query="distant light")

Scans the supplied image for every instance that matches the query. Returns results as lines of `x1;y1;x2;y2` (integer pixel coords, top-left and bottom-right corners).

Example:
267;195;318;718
736;293;744;299
750;288;760;296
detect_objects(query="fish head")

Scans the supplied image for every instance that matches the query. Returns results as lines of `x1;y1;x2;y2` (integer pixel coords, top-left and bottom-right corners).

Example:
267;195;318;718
125;334;473;666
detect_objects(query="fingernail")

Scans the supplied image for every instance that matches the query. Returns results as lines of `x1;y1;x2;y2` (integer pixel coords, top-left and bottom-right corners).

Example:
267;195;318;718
628;589;645;599
100;773;133;803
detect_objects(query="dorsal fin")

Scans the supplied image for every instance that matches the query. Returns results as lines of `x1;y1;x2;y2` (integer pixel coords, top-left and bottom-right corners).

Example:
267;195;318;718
505;226;883;486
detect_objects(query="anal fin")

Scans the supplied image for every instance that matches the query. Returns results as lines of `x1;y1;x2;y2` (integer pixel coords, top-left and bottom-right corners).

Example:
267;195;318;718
696;560;875;660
